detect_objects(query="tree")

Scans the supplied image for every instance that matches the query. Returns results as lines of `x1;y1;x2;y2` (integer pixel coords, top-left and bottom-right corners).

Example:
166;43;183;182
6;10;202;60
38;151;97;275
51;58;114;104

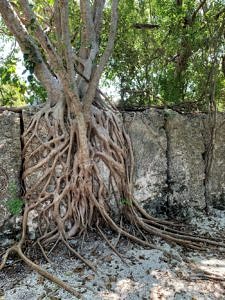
105;0;225;111
0;54;26;106
0;52;47;106
0;0;224;296
0;30;47;106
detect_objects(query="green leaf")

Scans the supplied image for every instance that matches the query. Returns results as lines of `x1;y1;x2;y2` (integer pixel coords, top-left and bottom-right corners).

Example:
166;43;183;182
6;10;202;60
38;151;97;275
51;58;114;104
6;198;24;216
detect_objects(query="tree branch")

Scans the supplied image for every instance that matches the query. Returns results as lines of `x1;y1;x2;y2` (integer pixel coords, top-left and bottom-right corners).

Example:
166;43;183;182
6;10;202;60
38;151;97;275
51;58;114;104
52;0;63;54
83;0;119;114
133;23;160;30
79;0;96;60
18;0;81;111
93;0;106;43
18;0;64;73
0;0;60;102
191;0;207;23
77;1;102;97
215;6;225;20
59;0;79;96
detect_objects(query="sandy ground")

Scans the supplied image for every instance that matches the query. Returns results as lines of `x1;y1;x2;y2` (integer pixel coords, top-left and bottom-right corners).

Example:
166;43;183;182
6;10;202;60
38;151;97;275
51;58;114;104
0;208;225;300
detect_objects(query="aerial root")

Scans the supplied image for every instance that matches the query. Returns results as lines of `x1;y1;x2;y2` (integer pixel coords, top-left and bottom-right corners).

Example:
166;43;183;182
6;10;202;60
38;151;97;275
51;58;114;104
35;232;96;271
129;213;225;251
94;202;225;254
129;202;225;249
37;240;53;264
0;244;81;298
61;236;96;272
96;221;128;265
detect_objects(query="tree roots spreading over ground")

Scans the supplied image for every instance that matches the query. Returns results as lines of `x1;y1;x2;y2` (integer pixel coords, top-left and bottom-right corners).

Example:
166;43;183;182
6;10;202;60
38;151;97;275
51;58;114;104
1;102;225;296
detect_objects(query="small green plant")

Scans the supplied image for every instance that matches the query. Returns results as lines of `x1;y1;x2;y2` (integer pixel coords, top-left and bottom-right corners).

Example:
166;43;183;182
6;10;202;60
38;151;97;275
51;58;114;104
6;198;24;215
119;198;132;206
6;181;24;215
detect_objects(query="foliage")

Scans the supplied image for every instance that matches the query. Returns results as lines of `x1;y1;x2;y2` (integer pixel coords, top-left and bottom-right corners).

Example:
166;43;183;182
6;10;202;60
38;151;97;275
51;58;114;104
103;0;225;111
2;1;225;111
119;198;132;206
0;28;47;106
6;181;24;215
6;198;24;215
0;46;26;106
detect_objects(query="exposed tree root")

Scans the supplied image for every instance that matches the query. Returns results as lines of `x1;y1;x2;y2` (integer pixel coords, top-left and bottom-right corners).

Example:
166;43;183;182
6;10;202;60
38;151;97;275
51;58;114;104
1;100;225;296
189;261;225;282
0;243;81;297
96;221;127;265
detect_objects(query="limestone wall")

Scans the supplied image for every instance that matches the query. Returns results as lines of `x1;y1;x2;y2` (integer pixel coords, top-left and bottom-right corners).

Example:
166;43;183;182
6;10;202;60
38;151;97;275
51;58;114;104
0;111;21;214
124;109;225;218
1;108;225;244
0;111;22;246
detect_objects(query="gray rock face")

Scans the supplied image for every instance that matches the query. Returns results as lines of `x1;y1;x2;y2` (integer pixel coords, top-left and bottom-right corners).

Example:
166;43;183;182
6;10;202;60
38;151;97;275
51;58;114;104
0;111;22;246
165;111;206;218
124;110;207;219
124;110;167;211
201;113;225;209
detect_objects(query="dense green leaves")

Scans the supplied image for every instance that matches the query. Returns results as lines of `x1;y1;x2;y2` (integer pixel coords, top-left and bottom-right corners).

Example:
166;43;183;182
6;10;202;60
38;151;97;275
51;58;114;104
0;36;46;106
0;53;26;106
1;1;225;111
103;0;225;111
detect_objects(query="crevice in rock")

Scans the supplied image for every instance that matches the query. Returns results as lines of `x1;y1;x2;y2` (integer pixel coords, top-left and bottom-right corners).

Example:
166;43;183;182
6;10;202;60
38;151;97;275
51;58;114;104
201;116;216;214
18;110;26;198
0;108;27;197
201;132;209;213
161;112;173;217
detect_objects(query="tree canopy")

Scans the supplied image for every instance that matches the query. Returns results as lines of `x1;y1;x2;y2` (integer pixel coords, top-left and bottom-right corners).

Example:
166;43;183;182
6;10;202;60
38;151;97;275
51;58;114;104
105;0;225;111
1;0;225;111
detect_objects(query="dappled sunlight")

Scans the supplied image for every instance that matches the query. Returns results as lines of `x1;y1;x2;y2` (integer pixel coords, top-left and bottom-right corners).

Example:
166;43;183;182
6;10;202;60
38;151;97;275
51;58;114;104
2;239;225;299
115;278;144;294
196;257;225;277
99;277;148;299
149;264;225;299
98;259;225;300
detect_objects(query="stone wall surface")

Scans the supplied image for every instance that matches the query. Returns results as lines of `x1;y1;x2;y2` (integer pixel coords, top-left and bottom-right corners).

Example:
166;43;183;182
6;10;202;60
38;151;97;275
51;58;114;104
124;110;208;219
201;113;225;209
123;110;167;212
0;111;22;246
2;107;225;245
164;112;206;218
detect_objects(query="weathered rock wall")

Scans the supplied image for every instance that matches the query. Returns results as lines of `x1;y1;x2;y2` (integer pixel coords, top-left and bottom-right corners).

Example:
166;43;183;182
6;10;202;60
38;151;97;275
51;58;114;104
1;108;225;244
0;111;21;211
0;111;22;246
124;109;225;219
164;112;206;218
201;113;225;210
123;110;168;212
